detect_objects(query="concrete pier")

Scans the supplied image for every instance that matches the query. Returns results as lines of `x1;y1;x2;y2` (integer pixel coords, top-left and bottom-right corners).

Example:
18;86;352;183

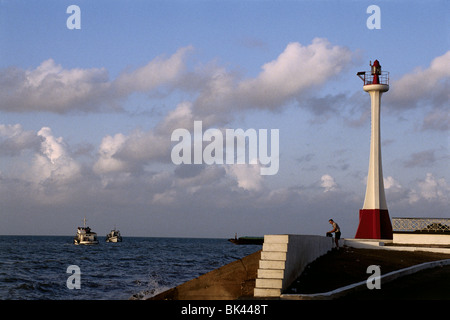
150;234;338;300
149;233;450;300
254;235;333;297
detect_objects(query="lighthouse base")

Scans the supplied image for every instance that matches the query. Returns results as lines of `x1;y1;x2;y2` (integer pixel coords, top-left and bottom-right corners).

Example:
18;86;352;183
355;209;393;240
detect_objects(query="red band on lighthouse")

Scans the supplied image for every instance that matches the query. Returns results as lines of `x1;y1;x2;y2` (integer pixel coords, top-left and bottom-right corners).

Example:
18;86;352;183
356;209;393;239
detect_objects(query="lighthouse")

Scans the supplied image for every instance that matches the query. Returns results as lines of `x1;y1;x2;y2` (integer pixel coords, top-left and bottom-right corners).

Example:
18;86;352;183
355;60;393;239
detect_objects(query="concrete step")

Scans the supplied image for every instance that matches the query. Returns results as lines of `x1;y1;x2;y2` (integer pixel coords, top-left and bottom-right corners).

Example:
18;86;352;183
257;268;284;279
253;287;281;297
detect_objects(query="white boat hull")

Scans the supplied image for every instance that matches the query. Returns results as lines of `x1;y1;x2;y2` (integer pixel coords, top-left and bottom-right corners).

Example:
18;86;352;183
106;229;122;242
74;239;99;245
74;217;99;245
106;236;122;243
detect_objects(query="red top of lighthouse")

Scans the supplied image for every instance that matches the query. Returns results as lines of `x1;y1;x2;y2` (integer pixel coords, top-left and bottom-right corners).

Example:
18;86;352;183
370;60;381;84
357;60;389;86
372;60;380;68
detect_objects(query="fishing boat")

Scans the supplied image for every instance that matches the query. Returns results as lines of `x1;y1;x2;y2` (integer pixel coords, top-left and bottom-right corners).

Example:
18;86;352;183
73;217;99;245
106;228;122;242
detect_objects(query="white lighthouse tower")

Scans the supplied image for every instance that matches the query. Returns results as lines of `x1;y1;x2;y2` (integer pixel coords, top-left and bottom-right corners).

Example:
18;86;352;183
355;60;393;239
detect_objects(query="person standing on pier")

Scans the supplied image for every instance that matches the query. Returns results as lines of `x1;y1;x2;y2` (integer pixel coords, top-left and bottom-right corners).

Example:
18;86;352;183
327;219;341;249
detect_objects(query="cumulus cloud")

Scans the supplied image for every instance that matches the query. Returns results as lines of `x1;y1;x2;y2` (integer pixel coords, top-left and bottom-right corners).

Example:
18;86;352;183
0;47;194;114
93;129;171;178
389;51;450;108
156;101;195;135
93;103;193;176
0;124;40;156
113;46;194;95
408;173;449;204
387;51;450;131
93;133;129;175
0;125;80;182
320;174;337;192
194;38;355;116
384;176;402;191
31;127;81;183
0;59;112;113
238;39;353;108
0;39;357;130
115;129;169;166
225;164;264;192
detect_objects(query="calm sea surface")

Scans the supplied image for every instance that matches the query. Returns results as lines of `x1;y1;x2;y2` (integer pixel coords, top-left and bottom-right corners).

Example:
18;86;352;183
0;236;260;300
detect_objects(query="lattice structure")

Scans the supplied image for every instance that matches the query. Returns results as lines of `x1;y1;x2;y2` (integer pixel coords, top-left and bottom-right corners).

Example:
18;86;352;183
392;218;450;234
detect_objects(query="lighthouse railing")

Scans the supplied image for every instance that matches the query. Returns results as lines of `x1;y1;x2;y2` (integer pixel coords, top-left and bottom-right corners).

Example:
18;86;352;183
392;217;450;234
359;71;389;86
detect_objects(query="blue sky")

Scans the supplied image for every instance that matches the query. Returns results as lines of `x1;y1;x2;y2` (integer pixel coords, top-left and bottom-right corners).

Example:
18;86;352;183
0;0;448;237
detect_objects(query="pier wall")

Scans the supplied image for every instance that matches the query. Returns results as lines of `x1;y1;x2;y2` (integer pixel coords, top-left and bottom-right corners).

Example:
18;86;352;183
149;250;261;300
254;234;333;297
393;233;450;245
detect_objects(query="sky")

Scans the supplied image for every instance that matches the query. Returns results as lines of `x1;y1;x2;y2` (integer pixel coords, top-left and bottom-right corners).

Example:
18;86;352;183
0;0;448;238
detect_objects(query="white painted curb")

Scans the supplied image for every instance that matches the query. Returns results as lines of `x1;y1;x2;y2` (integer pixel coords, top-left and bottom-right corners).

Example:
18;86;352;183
280;258;450;300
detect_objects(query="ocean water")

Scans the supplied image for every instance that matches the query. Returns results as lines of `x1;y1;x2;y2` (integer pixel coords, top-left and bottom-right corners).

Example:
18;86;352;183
0;236;260;300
